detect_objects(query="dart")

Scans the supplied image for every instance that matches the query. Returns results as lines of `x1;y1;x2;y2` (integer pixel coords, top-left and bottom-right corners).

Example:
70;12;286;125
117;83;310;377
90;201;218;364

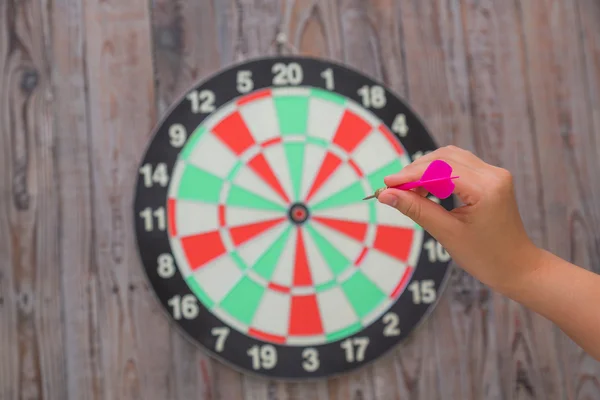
363;159;459;200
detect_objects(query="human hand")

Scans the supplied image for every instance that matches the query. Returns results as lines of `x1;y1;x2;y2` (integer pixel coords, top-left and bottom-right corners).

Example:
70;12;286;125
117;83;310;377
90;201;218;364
377;146;541;293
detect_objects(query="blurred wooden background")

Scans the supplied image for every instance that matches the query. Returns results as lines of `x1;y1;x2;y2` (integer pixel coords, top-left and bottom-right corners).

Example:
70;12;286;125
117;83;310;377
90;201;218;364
1;0;600;399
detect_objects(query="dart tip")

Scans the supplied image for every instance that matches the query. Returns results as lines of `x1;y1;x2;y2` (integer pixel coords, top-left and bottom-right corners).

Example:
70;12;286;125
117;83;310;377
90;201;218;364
362;187;386;200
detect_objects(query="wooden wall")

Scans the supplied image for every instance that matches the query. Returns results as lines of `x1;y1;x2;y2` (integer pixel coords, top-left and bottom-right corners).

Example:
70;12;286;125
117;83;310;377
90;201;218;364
1;0;600;399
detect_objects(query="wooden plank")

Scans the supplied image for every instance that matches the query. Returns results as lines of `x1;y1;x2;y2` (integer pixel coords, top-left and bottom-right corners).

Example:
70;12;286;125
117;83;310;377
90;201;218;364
460;1;560;399
0;0;68;398
53;0;175;398
518;1;600;397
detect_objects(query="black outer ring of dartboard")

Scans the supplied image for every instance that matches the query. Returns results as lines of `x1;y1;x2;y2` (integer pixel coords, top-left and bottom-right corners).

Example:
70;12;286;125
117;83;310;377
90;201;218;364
133;55;456;381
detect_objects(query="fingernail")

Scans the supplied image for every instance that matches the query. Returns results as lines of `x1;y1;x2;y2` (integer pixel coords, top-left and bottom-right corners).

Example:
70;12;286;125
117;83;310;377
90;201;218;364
378;193;397;208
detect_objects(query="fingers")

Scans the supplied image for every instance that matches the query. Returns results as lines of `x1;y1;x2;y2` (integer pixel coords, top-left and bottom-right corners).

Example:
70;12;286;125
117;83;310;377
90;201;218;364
383;146;487;205
377;188;460;242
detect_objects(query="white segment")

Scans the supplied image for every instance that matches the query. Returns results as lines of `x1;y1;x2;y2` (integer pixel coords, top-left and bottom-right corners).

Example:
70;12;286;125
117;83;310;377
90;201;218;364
360;249;409;295
270;228;297;287
316;286;359;334
310;222;364;263
307;97;345;142
168;160;185;199
231;164;286;207
287;335;326;346
352;132;403;176
408;228;424;267
238;97;280;143
290;286;316;295
186;133;238;179
250;290;291;337
346;99;382;128
202;101;237;131
362;298;394;327
374;202;415;229
299;144;328;201
174;201;220;237
169;238;191;278
308;163;359;206
193;254;243;303
262;145;295;202
225;206;285;228
236;223;288;269
312;202;371;223
301;229;334;286
272;87;311;97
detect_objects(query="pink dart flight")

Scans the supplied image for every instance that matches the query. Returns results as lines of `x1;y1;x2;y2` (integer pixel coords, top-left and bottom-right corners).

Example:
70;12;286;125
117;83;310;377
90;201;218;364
363;159;459;200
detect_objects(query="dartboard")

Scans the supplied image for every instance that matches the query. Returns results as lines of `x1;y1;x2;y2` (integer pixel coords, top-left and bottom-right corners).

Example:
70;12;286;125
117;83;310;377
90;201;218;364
134;56;454;379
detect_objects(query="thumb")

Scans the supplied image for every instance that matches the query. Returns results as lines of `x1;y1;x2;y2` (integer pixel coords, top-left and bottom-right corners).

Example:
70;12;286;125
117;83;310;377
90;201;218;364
377;189;458;241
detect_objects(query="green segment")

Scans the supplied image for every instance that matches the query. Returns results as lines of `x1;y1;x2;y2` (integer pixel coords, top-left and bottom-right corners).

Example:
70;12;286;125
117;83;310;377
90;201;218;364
274;95;309;134
230;251;247;270
325;322;362;342
310;88;346;105
284;142;305;201
305;224;350;277
341;271;386;318
306;137;329;148
179;126;207;160
226;161;243;181
252;226;292;281
186;276;214;308
368;201;377;224
226;185;286;211
311;181;366;210
314;279;337;293
177;165;223;203
366;159;404;192
218;276;264;325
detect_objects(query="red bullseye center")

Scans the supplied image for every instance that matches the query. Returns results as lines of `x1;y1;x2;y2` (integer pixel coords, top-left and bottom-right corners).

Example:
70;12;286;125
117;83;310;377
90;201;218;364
288;203;310;224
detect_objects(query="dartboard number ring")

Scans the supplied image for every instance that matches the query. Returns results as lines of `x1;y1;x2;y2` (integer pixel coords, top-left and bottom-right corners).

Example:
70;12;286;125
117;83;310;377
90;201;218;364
133;56;454;379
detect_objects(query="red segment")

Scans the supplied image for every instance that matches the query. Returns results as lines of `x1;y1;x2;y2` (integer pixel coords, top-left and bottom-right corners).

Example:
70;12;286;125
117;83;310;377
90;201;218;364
354;247;368;266
348;159;363;177
261;137;282;148
229;218;285;246
167;198;177;236
391;266;414;298
268;282;291;294
332;110;372;152
304;152;342;202
312;217;367;242
248;153;290;203
293;228;312;286
248;328;286;344
288;295;324;336
212;112;255;155
237;88;272;106
218;205;226;227
181;231;226;270
373;225;414;261
379;124;404;155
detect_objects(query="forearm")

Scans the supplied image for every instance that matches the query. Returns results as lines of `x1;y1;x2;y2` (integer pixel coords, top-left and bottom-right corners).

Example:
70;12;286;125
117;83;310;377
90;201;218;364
500;248;600;360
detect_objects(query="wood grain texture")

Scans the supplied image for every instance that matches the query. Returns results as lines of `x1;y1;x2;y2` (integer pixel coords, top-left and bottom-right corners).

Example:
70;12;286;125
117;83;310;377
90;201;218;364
1;0;599;399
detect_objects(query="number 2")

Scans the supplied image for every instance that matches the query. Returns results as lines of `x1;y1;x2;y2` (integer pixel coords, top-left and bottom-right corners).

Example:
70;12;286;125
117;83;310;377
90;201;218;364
382;312;401;336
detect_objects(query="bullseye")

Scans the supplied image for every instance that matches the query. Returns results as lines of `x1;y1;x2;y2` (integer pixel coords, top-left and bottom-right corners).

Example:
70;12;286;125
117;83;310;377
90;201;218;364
288;202;310;224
